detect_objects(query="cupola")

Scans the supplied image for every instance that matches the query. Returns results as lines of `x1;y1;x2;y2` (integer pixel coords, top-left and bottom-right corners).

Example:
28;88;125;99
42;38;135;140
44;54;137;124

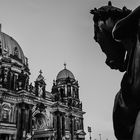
52;64;82;110
56;63;75;81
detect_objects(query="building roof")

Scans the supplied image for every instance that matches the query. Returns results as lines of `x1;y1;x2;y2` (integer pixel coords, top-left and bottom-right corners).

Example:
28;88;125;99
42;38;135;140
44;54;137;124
56;68;75;80
0;30;27;65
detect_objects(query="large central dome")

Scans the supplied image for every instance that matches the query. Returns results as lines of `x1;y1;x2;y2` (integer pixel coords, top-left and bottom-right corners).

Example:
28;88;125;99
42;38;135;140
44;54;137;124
56;65;75;80
0;29;27;65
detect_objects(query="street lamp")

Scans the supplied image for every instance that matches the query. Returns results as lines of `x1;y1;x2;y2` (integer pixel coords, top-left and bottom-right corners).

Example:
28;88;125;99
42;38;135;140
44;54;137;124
88;126;92;140
99;133;101;140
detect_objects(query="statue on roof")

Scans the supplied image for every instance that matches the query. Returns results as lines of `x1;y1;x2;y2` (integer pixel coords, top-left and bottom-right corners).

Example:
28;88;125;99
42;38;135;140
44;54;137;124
35;70;46;98
17;69;29;90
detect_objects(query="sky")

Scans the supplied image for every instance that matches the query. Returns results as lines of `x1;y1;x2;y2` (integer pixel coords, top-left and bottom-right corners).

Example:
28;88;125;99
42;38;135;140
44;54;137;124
0;0;139;140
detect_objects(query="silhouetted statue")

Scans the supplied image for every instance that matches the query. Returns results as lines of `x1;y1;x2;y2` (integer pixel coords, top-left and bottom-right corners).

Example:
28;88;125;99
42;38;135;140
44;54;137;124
91;2;140;140
2;67;11;89
29;82;33;92
17;70;29;90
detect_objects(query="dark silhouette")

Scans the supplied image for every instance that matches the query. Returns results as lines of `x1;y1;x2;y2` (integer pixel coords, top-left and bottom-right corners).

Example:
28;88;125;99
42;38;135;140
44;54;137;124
91;2;140;140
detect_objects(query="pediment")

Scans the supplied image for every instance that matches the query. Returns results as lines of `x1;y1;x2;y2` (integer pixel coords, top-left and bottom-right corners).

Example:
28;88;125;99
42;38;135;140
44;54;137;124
76;130;86;135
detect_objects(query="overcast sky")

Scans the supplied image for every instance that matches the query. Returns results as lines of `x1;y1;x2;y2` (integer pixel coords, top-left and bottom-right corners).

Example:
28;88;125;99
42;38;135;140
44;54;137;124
0;0;139;139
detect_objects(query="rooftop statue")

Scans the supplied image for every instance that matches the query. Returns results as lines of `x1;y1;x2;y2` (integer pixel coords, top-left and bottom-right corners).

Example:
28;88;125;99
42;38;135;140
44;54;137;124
91;1;140;140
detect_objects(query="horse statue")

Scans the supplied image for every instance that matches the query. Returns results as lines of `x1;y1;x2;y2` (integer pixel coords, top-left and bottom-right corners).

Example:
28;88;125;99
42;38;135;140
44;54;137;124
91;1;140;140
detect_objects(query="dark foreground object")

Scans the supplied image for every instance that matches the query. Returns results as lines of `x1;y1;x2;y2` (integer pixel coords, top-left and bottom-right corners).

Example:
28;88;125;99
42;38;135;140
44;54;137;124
91;2;140;140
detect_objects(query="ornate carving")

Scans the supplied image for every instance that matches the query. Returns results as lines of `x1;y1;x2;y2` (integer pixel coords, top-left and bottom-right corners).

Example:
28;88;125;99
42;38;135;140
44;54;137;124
38;84;43;97
29;82;33;92
35;70;46;98
1;103;11;122
17;70;29;90
14;47;19;58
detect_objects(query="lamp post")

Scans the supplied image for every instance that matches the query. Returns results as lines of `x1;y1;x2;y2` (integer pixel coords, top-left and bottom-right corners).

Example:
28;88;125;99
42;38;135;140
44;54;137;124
88;126;92;140
99;133;101;140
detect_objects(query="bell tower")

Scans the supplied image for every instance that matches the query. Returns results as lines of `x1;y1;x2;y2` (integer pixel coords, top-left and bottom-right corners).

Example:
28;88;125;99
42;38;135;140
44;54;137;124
51;64;85;140
52;64;81;108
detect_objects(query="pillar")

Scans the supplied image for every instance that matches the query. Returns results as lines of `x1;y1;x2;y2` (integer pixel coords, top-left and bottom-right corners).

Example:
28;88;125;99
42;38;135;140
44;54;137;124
0;100;3;121
65;85;67;97
28;105;33;140
16;103;28;140
81;118;84;130
69;114;74;140
55;110;62;140
62;113;65;137
16;105;22;140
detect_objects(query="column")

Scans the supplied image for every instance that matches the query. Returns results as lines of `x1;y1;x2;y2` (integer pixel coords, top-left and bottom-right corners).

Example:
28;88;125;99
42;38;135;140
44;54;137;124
67;115;70;131
5;135;9;140
0;68;2;87
65;85;67;97
21;105;26;140
62;113;65;137
25;109;29;131
0;100;2;121
71;87;73;97
69;114;74;140
81;118;84;130
7;69;12;90
16;106;21;140
55;110;62;140
13;106;17;123
28;105;33;140
16;103;27;140
9;135;12;140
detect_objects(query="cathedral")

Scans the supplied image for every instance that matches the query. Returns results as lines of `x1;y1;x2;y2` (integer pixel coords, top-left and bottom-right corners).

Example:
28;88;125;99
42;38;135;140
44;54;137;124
0;25;86;140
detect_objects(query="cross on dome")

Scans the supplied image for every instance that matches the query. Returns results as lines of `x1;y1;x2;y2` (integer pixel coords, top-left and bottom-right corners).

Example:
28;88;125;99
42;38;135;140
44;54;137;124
39;69;43;75
64;63;67;69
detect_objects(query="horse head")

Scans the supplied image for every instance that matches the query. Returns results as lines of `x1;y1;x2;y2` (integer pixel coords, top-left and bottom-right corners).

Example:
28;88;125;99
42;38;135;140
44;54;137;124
90;1;131;72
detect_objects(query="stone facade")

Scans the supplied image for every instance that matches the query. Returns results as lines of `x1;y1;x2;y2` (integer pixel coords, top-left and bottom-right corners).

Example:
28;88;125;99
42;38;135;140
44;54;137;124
0;26;86;140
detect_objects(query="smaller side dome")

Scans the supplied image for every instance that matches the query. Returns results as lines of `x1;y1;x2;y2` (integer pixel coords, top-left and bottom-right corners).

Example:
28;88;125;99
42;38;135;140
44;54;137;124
56;64;75;80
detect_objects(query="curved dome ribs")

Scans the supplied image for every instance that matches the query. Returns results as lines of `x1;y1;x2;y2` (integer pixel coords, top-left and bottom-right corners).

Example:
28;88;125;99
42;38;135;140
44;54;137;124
0;32;26;65
56;69;75;81
0;29;30;92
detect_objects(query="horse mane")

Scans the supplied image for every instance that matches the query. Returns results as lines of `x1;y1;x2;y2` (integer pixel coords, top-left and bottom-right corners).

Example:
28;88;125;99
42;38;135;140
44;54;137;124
90;1;131;23
113;6;140;41
90;1;131;72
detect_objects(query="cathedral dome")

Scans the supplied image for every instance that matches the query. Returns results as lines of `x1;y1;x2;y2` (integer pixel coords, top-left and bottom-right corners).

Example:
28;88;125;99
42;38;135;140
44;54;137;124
56;64;75;80
0;30;27;65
